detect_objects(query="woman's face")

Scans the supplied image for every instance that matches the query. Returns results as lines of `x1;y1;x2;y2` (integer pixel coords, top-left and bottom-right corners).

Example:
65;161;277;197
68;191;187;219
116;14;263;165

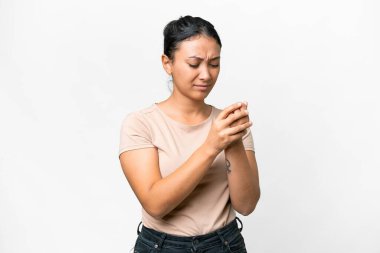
163;34;221;101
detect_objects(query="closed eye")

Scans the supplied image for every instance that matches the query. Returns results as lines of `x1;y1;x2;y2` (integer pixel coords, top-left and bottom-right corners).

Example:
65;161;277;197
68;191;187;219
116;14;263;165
189;64;219;68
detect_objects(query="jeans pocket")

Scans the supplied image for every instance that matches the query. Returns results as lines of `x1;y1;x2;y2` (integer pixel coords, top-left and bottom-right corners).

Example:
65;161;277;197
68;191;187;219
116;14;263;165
133;237;154;253
226;233;247;253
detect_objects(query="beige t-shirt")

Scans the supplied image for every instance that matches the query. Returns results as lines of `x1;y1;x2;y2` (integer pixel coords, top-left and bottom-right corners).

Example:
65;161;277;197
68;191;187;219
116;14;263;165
118;103;255;236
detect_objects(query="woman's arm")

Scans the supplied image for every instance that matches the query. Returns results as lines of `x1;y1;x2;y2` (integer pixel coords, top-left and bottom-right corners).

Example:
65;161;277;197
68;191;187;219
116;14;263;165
119;143;218;219
119;102;249;219
225;140;261;215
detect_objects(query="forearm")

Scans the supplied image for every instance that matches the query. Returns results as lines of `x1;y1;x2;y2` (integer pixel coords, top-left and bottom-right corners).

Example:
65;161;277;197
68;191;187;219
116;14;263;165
225;139;260;215
146;143;218;218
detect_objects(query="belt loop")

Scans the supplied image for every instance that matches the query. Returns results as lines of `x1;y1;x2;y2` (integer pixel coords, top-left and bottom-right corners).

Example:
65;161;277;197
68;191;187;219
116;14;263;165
137;221;142;235
156;232;167;249
217;230;229;251
235;216;243;232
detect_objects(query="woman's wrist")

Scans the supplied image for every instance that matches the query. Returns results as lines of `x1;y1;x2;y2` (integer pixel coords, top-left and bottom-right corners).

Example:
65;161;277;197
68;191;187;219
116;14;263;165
225;139;244;153
200;142;221;159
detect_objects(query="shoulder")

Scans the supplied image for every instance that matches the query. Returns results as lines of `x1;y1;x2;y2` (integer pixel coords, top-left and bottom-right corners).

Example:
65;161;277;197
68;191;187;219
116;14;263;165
122;104;158;123
119;104;160;139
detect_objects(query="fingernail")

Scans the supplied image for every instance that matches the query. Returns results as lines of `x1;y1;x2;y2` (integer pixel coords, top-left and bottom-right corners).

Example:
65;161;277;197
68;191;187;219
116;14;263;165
244;101;248;106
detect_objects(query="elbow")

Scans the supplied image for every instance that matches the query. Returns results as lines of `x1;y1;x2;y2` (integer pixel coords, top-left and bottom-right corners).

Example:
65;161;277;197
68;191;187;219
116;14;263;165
139;185;173;219
239;209;253;217
236;189;261;216
143;207;166;219
145;210;166;219
238;204;256;216
141;201;169;219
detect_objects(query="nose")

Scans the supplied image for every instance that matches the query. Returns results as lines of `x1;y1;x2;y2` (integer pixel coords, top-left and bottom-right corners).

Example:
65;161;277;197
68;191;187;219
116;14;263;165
198;65;211;81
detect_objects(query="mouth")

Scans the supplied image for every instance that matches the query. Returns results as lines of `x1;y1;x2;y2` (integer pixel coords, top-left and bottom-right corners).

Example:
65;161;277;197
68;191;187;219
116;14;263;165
193;84;210;91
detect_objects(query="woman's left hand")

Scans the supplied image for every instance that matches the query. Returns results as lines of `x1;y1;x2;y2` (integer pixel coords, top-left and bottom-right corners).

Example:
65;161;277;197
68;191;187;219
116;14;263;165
228;101;250;133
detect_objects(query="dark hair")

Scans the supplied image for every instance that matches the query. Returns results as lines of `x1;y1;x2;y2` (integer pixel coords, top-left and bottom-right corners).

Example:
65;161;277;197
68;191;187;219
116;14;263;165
163;15;222;61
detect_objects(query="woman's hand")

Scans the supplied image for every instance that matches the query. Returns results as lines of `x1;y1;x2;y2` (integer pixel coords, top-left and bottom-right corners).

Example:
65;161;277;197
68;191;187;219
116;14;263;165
229;101;250;133
204;102;252;155
226;101;251;149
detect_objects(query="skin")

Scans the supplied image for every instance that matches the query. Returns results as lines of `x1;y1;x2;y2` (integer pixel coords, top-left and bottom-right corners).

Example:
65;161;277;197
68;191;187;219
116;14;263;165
119;34;260;218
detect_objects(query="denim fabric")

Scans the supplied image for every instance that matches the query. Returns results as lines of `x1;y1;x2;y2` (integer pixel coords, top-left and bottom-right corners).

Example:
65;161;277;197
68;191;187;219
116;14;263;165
133;217;247;253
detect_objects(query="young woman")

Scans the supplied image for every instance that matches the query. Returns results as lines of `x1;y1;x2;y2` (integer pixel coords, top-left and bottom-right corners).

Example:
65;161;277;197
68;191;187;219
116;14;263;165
118;15;260;253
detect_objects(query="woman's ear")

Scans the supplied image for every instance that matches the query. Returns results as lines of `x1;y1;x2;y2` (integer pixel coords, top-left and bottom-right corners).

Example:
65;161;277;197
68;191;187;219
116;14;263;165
161;54;173;75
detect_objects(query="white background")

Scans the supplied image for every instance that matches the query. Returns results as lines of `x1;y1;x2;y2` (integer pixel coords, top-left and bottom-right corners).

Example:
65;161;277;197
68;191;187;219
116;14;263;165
1;0;379;252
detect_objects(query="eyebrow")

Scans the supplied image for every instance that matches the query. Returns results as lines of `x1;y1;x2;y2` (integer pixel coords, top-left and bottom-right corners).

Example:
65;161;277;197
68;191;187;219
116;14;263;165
188;56;220;60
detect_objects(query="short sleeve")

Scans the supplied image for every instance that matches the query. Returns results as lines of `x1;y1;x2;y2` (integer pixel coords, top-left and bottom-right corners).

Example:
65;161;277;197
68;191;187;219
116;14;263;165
242;127;255;152
118;112;155;158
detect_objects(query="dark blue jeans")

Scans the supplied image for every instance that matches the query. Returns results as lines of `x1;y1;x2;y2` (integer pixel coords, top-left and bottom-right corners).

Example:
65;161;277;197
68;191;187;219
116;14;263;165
133;217;247;253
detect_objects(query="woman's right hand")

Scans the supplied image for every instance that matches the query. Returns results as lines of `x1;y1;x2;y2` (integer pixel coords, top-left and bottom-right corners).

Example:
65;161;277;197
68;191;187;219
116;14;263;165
204;102;252;155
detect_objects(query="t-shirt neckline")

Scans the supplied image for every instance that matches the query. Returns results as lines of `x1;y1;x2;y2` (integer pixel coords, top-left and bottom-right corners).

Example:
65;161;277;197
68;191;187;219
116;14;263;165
153;103;214;129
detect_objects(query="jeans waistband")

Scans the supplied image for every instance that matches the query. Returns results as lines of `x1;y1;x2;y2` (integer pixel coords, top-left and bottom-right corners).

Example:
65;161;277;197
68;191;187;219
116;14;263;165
136;217;243;249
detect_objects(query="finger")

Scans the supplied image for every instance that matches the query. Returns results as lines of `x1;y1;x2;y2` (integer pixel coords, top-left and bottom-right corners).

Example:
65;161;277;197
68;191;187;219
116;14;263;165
230;115;250;128
227;101;248;117
227;131;247;145
226;109;249;126
241;101;248;110
218;102;244;120
225;121;252;135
